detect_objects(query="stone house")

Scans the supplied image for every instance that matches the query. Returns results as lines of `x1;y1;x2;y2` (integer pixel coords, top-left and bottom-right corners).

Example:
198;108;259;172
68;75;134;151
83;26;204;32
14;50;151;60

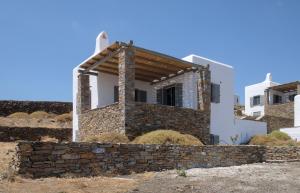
73;31;267;145
264;81;300;133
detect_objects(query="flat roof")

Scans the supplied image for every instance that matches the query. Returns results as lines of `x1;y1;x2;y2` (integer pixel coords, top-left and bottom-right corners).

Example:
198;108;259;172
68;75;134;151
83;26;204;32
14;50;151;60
79;41;202;82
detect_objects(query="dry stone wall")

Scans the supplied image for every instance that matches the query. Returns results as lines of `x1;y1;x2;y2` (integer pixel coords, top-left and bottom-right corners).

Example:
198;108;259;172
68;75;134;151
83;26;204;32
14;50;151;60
79;103;123;141
264;146;300;161
126;103;210;144
13;142;266;178
265;102;294;133
0;126;72;142
0;100;72;116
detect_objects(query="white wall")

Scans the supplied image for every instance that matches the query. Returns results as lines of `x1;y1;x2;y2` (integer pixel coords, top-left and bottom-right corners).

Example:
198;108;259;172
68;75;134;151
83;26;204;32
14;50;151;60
245;75;279;116
97;72;156;107
183;55;235;144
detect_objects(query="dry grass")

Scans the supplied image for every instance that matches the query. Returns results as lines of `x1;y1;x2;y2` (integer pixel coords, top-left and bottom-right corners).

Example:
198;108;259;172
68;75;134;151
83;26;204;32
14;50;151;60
40;136;59;143
249;131;299;146
83;132;130;143
0;142;17;181
55;112;72;122
29;111;56;119
7;112;29;119
132;130;203;146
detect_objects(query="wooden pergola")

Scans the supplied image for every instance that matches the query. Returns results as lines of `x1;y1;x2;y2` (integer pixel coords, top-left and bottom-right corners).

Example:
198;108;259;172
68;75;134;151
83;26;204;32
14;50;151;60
269;81;300;93
78;41;200;83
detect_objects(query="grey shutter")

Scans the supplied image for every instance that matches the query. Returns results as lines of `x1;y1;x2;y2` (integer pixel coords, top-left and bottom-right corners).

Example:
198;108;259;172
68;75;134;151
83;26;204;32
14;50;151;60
114;86;119;102
140;90;147;102
260;95;264;105
163;88;167;105
175;83;183;107
156;89;163;104
215;84;220;103
250;97;253;107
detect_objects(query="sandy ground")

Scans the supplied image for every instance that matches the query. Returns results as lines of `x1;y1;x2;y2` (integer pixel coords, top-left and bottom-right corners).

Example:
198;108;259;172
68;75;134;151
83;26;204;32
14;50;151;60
0;142;300;193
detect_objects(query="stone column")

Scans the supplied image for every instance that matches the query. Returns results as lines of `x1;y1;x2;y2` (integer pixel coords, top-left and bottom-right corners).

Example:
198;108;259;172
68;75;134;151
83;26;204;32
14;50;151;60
118;46;135;134
197;66;211;112
297;83;300;95
264;89;270;106
77;74;91;114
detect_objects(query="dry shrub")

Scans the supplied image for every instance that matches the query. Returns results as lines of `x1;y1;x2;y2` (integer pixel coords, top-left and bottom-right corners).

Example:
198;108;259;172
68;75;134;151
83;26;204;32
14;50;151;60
269;130;291;141
132;130;203;146
83;132;129;143
30;111;56;119
40;136;59;142
249;131;298;146
56;112;73;122
7;112;29;118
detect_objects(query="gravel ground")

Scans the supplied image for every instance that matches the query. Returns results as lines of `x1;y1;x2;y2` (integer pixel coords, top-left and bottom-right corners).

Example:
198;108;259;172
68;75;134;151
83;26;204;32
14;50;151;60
128;162;300;193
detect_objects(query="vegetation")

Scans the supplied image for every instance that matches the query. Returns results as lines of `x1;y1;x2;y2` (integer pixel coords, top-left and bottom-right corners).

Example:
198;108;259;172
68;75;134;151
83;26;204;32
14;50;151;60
176;168;187;177
7;112;29;118
249;131;298;146
83;132;130;143
55;112;72;122
132;130;203;146
29;111;56;119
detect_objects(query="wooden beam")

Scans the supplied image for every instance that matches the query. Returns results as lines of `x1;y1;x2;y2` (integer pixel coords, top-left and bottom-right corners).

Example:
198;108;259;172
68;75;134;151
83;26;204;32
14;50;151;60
78;69;98;76
83;47;123;73
151;68;197;85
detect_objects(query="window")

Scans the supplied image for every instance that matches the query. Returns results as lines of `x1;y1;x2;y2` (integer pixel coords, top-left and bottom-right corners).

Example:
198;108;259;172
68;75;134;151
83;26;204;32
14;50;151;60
210;134;220;145
253;95;261;106
253;111;261;117
288;94;297;102
114;86;147;103
211;83;220;103
273;95;282;104
135;89;147;102
156;83;183;107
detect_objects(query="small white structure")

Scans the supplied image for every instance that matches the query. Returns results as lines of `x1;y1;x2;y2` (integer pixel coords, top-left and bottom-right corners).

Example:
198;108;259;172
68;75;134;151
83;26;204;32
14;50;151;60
73;31;267;144
244;73;279;116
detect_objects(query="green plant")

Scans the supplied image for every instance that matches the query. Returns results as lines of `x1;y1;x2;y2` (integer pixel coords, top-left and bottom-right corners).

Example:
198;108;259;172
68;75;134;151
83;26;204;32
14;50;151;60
269;130;291;141
132;130;203;146
176;168;187;177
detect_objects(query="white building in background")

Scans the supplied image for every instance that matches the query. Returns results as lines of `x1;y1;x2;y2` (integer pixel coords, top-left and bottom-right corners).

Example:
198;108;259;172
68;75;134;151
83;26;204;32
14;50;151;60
244;73;279;116
73;31;267;144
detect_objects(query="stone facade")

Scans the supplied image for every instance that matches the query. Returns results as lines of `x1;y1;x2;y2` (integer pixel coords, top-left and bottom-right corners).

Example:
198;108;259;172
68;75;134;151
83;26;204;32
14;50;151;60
0;126;71;142
79;103;123;141
77;74;91;114
0;100;72;117
264;146;300;161
13;142;267;178
126;102;210;144
264;102;294;133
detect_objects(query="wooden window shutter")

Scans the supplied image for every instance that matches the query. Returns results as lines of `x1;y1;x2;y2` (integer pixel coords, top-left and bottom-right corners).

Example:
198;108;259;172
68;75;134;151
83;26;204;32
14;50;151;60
140;90;147;102
114;86;119;102
175;83;183;107
211;83;220;103
156;89;163;104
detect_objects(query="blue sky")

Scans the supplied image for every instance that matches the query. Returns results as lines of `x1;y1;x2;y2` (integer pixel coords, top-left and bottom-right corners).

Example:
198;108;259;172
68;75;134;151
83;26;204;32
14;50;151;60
0;0;299;103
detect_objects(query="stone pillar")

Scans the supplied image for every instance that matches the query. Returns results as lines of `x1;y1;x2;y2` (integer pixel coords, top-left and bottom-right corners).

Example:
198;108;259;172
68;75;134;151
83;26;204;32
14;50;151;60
118;46;135;133
264;89;270;106
297;84;300;95
197;66;211;112
77;74;91;114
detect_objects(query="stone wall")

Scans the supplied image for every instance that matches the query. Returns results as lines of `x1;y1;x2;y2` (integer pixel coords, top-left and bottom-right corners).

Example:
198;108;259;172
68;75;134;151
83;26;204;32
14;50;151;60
126;103;210;144
13;142;265;178
265;102;294;133
0;126;72;142
0;100;72;116
79;103;123;141
264;146;300;161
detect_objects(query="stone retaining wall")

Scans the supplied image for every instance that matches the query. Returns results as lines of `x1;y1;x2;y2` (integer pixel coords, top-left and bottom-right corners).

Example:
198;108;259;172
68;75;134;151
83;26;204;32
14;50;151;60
13;142;265;178
0;126;72;142
264;146;300;161
0;100;72;116
126;103;210;144
79;103;122;141
265;102;294;133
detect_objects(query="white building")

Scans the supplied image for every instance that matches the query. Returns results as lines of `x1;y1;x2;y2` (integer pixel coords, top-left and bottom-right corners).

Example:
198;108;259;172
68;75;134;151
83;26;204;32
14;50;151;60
73;31;266;144
244;73;279;116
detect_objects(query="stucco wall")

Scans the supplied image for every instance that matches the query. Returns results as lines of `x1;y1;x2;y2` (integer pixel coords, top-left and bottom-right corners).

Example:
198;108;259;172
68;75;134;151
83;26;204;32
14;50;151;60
183;55;235;144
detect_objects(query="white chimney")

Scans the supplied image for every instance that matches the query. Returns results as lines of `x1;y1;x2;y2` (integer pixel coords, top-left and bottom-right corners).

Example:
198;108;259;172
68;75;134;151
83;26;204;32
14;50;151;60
94;31;109;54
265;73;272;82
